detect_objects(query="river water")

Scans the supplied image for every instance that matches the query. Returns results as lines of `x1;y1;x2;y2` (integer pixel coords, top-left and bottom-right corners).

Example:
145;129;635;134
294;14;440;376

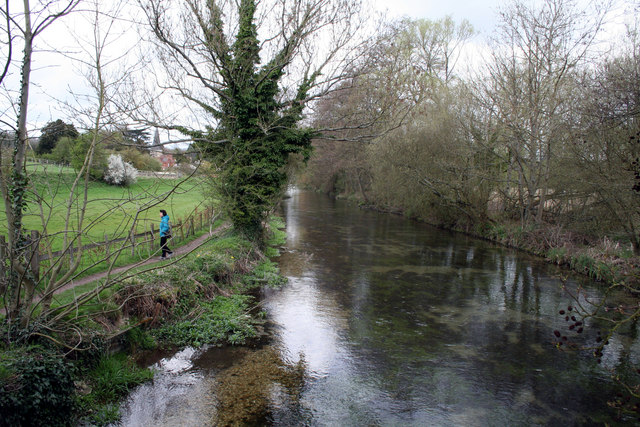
118;190;639;426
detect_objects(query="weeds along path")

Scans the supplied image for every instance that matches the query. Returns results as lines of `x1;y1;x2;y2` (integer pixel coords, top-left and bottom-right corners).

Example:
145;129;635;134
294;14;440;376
52;223;231;296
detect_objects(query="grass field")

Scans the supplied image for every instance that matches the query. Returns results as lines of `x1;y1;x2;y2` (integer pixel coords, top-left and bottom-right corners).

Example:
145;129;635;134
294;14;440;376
0;163;207;251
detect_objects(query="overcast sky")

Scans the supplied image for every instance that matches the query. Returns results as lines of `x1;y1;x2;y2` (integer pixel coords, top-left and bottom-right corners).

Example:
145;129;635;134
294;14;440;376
6;0;635;135
373;0;504;35
375;0;631;38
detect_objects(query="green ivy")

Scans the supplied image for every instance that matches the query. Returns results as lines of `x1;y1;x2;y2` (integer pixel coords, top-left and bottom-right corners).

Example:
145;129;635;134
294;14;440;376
0;347;76;427
189;0;317;243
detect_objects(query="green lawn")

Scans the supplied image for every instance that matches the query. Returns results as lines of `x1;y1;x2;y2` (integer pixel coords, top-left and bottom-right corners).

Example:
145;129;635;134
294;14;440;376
1;164;207;251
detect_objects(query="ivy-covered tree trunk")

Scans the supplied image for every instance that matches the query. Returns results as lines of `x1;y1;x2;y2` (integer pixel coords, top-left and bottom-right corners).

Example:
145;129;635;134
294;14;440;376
5;0;35;326
1;0;80;331
148;0;365;242
183;0;315;241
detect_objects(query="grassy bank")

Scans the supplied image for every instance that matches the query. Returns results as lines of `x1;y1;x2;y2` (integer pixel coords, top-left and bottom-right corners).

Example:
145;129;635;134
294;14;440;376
0;168;213;293
0;218;287;426
0;171;205;251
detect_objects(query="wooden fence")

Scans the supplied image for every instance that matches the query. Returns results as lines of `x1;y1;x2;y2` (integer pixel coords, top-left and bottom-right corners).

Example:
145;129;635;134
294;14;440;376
0;206;215;281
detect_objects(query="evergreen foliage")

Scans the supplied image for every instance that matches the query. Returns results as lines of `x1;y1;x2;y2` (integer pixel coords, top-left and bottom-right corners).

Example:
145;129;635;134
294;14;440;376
121;128;151;152
36;119;78;155
186;0;316;241
0;347;76;426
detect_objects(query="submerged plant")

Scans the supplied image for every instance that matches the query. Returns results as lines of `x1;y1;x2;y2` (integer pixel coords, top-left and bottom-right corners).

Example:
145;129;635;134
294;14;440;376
214;346;306;425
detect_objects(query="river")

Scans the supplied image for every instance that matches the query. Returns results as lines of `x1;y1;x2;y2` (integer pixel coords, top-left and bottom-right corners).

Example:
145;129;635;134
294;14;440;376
118;189;639;426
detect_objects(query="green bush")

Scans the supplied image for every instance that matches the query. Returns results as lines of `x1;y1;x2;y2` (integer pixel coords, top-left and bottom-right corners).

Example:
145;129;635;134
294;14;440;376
124;327;157;352
242;259;286;289
489;224;508;240
119;148;162;171
570;254;595;275
71;133;107;180
154;295;257;347
547;247;568;264
0;347;76;427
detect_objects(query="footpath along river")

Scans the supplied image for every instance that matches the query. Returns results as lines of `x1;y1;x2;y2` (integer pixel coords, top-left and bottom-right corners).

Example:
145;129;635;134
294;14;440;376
118;189;639;426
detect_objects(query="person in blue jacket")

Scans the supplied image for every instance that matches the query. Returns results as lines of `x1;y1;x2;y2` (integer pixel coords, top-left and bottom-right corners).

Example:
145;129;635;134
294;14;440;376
159;209;173;259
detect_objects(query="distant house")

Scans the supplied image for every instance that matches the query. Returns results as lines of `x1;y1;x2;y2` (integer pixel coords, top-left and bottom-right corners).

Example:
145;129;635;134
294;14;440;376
150;149;176;170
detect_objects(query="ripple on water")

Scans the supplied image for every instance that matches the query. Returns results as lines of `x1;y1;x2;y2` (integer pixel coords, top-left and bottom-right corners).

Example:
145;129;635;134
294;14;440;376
117;347;217;427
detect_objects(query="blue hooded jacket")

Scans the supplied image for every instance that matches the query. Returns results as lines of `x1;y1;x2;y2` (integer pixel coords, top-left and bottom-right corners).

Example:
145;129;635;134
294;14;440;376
160;215;171;237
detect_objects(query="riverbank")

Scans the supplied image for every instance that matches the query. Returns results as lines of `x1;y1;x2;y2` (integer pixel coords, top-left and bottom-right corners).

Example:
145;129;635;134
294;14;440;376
357;199;640;290
0;218;287;426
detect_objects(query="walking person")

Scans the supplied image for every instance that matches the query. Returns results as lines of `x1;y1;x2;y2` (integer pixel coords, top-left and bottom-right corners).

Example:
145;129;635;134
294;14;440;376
159;209;173;259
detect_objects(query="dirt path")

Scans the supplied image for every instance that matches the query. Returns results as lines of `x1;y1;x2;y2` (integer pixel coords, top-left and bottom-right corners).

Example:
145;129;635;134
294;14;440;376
51;223;230;296
1;225;230;316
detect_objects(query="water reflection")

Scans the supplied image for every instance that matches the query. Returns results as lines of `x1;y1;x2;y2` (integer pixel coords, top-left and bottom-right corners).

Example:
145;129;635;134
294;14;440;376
267;190;637;425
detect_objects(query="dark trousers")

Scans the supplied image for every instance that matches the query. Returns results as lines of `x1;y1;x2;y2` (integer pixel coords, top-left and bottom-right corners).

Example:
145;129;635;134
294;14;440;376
160;235;171;257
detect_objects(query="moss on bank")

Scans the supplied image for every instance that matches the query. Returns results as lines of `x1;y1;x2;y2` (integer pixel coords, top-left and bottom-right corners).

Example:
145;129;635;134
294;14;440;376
0;217;287;426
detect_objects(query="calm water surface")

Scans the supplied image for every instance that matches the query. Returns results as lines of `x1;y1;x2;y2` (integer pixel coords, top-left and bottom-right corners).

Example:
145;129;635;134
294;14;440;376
265;190;638;426
119;190;639;426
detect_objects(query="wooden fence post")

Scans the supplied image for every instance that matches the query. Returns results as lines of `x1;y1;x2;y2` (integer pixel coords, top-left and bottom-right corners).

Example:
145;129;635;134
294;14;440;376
190;217;195;236
130;228;136;257
149;223;155;252
30;230;40;281
179;219;185;242
199;212;203;230
0;235;6;286
105;233;110;258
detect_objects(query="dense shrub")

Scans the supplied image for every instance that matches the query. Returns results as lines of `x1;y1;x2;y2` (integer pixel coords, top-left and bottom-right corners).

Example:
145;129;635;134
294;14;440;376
119;148;162;171
41;135;75;164
71;133;108;180
0;348;75;427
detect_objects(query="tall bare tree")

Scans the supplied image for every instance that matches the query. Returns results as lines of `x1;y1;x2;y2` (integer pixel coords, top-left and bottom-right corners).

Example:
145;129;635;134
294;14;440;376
564;22;640;253
304;16;474;203
0;1;202;344
0;0;80;328
482;0;609;224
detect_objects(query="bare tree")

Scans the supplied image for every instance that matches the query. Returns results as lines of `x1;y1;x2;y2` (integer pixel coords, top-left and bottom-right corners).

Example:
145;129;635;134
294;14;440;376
0;0;207;345
564;21;640;253
306;16;478;209
482;0;610;224
0;0;80;328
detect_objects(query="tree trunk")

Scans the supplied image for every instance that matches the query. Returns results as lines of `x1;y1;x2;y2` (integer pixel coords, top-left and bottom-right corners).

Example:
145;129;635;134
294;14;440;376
7;0;34;324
